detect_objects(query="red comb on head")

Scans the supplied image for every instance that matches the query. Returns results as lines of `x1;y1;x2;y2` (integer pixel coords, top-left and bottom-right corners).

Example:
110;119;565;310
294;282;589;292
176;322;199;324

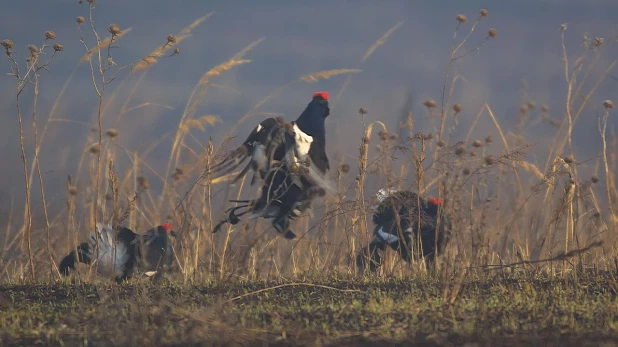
162;222;173;232
429;197;444;205
312;91;329;101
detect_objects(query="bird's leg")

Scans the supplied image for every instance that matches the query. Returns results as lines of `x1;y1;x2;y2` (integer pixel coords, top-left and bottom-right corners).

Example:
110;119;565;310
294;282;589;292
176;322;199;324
272;215;296;239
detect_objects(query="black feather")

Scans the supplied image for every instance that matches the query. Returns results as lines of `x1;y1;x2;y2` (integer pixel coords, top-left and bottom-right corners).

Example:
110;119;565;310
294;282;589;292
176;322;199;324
356;190;452;273
212;94;332;239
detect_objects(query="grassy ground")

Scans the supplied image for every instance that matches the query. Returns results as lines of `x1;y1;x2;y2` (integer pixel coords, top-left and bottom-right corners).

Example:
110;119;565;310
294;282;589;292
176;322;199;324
1;273;618;346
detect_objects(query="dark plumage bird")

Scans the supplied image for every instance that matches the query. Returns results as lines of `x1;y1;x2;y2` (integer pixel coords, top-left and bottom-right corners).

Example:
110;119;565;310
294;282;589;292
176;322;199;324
59;222;177;283
210;92;333;240
356;188;452;273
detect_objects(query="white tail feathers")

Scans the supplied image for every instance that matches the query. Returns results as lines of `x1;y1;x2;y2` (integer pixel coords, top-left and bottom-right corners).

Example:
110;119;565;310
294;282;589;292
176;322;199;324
88;223;131;277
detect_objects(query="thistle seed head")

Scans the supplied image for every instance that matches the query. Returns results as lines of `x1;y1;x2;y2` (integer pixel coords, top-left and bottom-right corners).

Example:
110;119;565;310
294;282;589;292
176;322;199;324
603;100;614;109
455;145;466;156
484;155;495;166
105;128;118;139
88;143;101;154
45;31;55;40
456;14;467;23
479;9;488;17
488;28;498;38
452;103;463;114
1;39;14;50
423;99;437;109
53;43;64;52
108;24;121;37
76;16;85;24
27;44;39;55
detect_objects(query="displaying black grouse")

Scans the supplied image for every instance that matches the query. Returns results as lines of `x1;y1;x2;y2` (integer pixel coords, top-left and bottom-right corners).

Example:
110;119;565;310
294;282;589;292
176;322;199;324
356;188;452;273
59;222;177;283
211;92;333;239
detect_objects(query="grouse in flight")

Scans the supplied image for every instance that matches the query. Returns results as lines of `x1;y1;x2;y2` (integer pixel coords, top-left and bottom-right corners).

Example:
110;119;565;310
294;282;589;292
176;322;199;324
211;92;333;239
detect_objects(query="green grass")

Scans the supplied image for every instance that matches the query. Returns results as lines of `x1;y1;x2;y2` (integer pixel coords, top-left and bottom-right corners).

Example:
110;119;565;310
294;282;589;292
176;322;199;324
1;273;618;346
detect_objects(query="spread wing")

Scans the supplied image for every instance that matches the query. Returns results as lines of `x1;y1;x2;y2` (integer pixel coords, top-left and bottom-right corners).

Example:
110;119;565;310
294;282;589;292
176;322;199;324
209;117;294;186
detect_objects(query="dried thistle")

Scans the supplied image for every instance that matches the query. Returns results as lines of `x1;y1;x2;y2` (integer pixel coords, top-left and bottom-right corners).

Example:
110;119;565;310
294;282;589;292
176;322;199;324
485;136;492;144
45;31;55;40
137;176;150;190
108;24;121;37
603;100;614;109
484;155;495;166
437;140;445;148
423;99;437;109
561;23;568;32
172;48;180;55
76;16;85;24
452;103;463;114
362;136;370;144
541;105;549;112
340;164;351;173
88;143;101;154
379;130;388;141
479;9;488;17
87;0;96;3
472;140;483;148
527;101;536;109
53;43;64;52
166;34;177;44
390;133;399;141
1;39;14;51
564;155;575;164
456;14;467;23
358;107;368;115
520;104;529;114
106;128;119;139
488;28;498;38
27;44;39;55
455;145;466;156
591;175;599;184
593;37;604;47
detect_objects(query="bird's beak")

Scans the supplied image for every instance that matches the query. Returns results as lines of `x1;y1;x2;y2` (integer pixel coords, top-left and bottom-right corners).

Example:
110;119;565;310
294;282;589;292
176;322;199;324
170;230;177;237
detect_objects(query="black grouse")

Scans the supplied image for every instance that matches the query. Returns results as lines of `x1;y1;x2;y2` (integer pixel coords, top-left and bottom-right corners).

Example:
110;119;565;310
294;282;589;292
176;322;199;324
59;222;177;283
356;188;452;273
211;91;333;239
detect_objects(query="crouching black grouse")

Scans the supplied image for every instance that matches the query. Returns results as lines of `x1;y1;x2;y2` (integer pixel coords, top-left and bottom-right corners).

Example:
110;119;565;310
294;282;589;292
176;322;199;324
211;92;334;239
356;188;452;273
58;222;177;283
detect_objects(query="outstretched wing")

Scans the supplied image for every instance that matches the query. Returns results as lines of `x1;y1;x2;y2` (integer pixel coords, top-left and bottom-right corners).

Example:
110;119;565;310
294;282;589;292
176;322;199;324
209;117;295;186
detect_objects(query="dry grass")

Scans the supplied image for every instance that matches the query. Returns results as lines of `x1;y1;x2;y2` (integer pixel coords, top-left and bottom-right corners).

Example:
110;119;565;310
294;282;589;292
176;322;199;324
1;4;618;346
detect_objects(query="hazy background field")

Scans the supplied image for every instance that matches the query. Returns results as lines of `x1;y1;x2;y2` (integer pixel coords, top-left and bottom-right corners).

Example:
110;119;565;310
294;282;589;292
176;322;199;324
1;0;617;281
